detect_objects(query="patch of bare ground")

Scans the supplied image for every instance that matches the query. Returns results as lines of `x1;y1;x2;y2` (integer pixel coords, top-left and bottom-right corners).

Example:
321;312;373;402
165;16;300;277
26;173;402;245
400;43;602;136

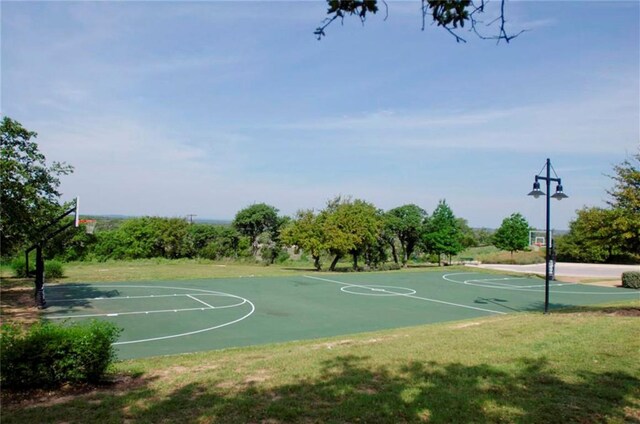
603;307;640;317
0;374;154;409
0;286;39;325
311;334;403;350
451;321;482;329
149;363;220;379
555;277;622;287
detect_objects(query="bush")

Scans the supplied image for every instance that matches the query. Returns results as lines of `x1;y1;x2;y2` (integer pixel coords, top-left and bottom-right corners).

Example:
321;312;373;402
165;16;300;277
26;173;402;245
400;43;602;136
45;260;65;279
621;272;640;289
11;257;65;279
1;320;121;389
11;257;33;278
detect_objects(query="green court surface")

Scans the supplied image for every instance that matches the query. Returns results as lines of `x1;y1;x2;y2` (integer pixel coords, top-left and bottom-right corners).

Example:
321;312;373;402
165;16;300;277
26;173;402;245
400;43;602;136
41;271;639;360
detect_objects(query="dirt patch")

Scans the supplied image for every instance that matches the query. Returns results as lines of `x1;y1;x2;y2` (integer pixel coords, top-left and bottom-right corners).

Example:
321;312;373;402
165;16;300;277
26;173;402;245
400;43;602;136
312;335;401;350
451;321;482;329
0;286;39;325
555;277;622;287
0;374;153;409
603;307;640;317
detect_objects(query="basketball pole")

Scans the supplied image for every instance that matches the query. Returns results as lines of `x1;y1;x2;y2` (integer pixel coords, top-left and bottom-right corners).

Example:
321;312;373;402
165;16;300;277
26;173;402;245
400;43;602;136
25;199;80;309
527;158;568;314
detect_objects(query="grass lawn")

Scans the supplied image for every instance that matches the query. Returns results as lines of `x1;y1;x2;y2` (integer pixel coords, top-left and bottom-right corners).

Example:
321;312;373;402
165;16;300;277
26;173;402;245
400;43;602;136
1;261;638;423
1;301;639;423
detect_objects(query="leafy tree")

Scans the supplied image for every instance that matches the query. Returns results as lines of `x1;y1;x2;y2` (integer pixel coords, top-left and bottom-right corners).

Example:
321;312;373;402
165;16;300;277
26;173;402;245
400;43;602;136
321;197;383;271
557;153;640;263
492;213;530;256
555;207;623;263
190;224;241;259
281;209;326;270
606;152;640;255
473;227;494;246
1;117;73;257
232;203;281;256
456;217;477;249
385;204;427;267
315;0;523;43
421;200;463;265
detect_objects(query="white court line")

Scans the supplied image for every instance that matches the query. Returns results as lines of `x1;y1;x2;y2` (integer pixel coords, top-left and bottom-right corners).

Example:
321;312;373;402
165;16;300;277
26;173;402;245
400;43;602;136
47;306;213;319
443;273;640;296
303;275;506;315
46;292;231;303
187;294;216;309
44;284;256;345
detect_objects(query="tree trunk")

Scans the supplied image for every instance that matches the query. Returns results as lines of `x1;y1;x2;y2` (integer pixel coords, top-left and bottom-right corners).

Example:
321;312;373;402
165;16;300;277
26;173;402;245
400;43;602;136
352;251;358;270
390;242;399;264
313;255;322;271
329;254;341;271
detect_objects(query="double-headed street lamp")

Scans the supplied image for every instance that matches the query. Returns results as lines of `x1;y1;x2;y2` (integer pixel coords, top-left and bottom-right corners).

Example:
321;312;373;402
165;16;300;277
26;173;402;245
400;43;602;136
528;158;568;314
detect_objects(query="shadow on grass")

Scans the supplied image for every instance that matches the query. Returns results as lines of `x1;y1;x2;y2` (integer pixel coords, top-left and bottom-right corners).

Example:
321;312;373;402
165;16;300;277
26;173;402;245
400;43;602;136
3;355;638;423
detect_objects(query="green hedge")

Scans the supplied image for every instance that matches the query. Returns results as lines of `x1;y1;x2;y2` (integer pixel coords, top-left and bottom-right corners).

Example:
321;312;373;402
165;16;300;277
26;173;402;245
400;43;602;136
621;271;640;289
0;320;121;389
11;257;65;279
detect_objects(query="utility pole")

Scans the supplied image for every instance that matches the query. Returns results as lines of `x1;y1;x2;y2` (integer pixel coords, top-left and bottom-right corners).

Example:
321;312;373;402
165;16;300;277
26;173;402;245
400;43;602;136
186;214;197;224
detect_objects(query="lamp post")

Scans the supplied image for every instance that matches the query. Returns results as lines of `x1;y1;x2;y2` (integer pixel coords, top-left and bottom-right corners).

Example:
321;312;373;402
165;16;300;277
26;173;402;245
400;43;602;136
527;158;568;314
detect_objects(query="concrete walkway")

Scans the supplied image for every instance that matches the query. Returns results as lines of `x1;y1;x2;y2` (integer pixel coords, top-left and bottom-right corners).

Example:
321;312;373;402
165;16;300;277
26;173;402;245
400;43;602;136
468;262;639;279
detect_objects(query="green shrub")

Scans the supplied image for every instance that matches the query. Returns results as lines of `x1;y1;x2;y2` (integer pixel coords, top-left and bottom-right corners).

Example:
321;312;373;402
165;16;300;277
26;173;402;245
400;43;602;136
621;272;640;289
11;257;33;278
0;320;121;389
45;260;65;279
10;257;65;279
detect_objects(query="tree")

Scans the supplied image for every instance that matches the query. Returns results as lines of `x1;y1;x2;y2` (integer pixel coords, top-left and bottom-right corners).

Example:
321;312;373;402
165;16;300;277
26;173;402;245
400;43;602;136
281;209;326;270
492;213;530;256
315;0;523;43
456;217;477;249
557;153;640;263
606;152;640;255
385;204;427;267
232;203;281;256
421;199;463;265
555;207;622;263
1;117;73;257
321;196;383;271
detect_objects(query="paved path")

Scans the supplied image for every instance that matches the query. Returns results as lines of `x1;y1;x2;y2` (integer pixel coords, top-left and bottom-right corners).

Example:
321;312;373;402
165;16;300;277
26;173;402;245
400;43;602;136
468;262;639;279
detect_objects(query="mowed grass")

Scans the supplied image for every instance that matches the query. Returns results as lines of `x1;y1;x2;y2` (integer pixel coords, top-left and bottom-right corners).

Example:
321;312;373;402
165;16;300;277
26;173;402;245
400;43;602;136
2;302;639;423
0;259;317;285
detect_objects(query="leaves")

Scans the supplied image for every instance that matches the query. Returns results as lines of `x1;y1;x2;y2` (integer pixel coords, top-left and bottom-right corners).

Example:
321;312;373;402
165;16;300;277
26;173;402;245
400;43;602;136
492;213;530;255
0;117;74;256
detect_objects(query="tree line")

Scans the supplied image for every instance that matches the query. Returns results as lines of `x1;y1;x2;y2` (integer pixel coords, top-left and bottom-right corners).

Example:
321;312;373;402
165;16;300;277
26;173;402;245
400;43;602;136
45;198;509;270
2;117;638;267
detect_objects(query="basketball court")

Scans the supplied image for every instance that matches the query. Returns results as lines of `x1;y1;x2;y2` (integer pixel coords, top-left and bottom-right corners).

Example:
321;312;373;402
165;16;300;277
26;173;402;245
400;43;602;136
41;271;639;360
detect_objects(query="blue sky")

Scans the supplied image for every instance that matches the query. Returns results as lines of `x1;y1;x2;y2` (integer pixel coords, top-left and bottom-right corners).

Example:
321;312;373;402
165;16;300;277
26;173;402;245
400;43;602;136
2;1;638;229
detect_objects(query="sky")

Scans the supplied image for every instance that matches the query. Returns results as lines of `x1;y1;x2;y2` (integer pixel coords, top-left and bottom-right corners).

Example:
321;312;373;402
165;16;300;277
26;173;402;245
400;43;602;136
2;0;638;230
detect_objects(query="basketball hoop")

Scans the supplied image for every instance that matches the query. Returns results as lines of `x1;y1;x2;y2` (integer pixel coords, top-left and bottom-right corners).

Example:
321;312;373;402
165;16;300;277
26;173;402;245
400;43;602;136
78;219;97;234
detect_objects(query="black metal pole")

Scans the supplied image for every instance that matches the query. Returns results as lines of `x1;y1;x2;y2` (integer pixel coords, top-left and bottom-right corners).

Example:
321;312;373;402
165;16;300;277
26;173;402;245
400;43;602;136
34;244;46;309
544;158;551;314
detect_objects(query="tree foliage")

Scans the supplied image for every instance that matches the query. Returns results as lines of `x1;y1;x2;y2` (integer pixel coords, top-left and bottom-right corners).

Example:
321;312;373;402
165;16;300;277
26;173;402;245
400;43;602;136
281;209;326;270
1;117;73;257
421;199;463;265
557;153;640;263
315;0;524;43
385;204;427;267
555;207;622;263
320;197;383;270
492;213;530;256
232;203;281;256
605;152;640;255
